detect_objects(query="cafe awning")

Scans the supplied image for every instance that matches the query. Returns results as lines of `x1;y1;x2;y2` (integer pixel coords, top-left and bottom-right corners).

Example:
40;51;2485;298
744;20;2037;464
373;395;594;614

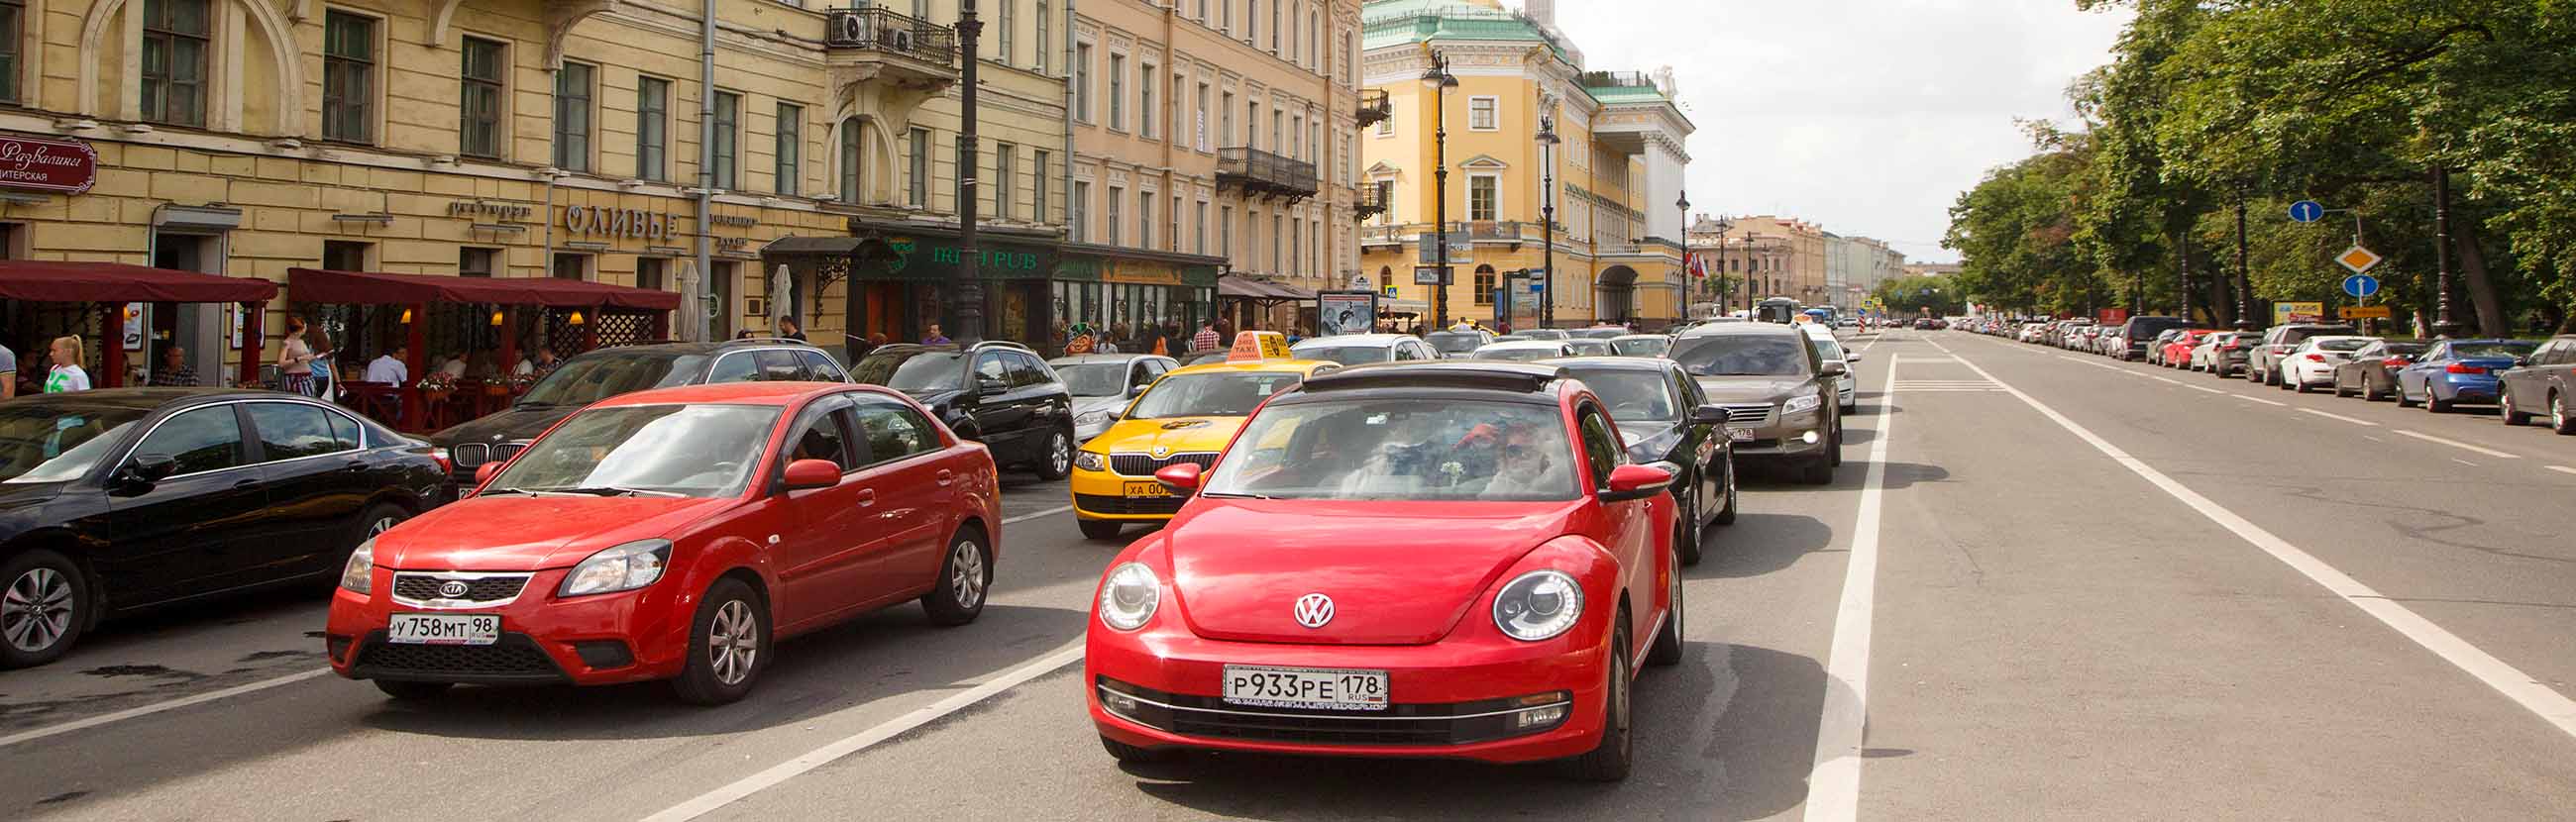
1218;276;1317;303
0;260;278;303
287;267;682;310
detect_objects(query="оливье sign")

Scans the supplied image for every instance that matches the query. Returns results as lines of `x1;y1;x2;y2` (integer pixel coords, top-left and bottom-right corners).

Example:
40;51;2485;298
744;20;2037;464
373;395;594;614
0;135;99;194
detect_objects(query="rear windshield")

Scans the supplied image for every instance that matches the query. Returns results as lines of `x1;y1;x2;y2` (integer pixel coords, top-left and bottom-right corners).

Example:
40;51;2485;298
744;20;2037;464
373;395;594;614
517;351;707;407
1425;332;1484;355
2280;326;2357;344
2314;339;2372;352
1290;345;1396;366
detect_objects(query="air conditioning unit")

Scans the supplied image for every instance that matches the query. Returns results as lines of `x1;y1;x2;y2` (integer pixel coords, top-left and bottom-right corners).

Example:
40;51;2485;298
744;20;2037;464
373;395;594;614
829;11;868;47
887;28;914;51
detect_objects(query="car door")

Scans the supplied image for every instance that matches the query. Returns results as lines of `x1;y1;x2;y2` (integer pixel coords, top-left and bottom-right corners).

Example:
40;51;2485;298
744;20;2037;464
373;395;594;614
766;393;886;630
99;404;270;604
848;394;956;593
1575;403;1656;649
2510;340;2564;410
2547;341;2576;401
966;351;1027;458
242;401;371;579
2404;342;2448;393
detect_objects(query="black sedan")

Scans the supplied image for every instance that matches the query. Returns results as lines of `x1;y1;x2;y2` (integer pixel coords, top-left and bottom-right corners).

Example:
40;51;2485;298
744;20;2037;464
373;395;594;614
0;389;448;668
1548;357;1738;565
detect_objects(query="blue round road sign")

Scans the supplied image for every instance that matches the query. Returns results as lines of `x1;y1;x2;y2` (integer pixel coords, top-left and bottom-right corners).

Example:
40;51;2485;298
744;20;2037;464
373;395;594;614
2342;274;2380;298
2289;200;2326;224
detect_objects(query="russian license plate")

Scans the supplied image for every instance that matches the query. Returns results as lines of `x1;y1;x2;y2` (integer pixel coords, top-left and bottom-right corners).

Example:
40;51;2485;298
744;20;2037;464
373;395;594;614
1221;665;1389;711
1727;428;1756;442
387;613;500;646
1123;480;1173;498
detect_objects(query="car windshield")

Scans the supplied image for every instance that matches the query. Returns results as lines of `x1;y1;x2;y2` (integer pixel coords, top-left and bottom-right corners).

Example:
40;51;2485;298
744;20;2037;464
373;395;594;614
1568;370;1678;424
854;350;967;392
1426;332;1485;354
516;351;706;407
1474;346;1562;362
1126;371;1310;419
2451;342;2536;359
1051;362;1131;397
1289;345;1394;366
1670;335;1810;376
0;401;156;483
1613;337;1671;357
1201;399;1579;501
489;404;779;497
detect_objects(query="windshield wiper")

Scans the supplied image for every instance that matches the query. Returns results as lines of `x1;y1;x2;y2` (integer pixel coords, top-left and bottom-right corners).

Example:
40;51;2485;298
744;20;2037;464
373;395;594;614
1199;491;1275;500
477;486;539;497
539;485;683;497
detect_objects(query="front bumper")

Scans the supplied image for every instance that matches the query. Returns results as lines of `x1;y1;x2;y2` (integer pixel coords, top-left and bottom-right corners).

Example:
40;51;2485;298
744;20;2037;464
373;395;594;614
1732;411;1832;460
1070;466;1187;522
325;567;691;687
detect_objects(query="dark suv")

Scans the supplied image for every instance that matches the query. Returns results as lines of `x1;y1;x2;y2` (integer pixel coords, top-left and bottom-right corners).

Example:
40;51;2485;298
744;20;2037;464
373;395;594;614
1666;323;1845;484
2114;316;2188;361
852;341;1076;479
429;339;851;487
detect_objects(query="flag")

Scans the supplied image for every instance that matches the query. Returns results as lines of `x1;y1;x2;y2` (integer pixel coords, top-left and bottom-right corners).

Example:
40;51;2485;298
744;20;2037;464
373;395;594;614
1685;251;1704;279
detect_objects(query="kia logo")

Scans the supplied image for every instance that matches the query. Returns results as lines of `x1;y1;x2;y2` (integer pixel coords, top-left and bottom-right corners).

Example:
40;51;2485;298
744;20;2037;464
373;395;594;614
438;580;471;598
1292;593;1335;629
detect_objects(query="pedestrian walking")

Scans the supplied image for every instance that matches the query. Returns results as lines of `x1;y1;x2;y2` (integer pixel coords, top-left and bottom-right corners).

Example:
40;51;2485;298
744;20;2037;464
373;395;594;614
44;335;90;393
922;324;952;346
1191;319;1221;353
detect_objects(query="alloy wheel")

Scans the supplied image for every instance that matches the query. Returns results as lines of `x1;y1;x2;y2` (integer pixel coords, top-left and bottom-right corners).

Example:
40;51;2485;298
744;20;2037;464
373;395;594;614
949;539;988;611
707;599;759;686
3;567;74;654
2556;395;2569;432
368;516;399;536
1048;433;1072;475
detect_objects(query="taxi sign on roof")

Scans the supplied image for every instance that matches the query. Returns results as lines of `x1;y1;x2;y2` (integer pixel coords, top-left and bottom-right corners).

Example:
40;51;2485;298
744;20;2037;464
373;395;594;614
1227;331;1293;362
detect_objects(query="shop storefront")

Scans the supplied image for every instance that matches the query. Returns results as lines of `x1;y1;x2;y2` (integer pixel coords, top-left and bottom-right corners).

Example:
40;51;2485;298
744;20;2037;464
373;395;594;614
765;222;1064;355
1058;245;1223;354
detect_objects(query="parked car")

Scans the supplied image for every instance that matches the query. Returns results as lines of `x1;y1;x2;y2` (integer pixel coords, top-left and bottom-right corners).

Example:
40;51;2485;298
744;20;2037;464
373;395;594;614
1567;326;1630;340
2247;324;2359;385
430;339;852;489
1473;340;1581;362
853;341;1075;479
1084;361;1682;780
2277;336;2379;392
2395;339;2538;412
2200;331;2259;377
1564;339;1619;358
1666;323;1844;484
2142;330;2185;365
1289;334;1441;366
1046;354;1178;443
1520;329;1573;341
2497;335;2576;433
1425;329;1495;359
2113;317;2190;361
327;382;999;704
2330;340;2427;400
1549;357;1738;565
0;389;448;668
1609;334;1672;358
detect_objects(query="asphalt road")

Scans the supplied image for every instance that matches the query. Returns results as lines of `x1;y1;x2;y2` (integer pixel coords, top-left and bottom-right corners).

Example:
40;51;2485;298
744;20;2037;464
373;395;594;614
6;329;2575;821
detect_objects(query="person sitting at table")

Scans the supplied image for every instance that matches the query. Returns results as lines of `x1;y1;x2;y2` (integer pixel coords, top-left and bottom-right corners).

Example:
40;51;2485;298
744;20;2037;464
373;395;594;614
437;351;470;379
513;348;561;376
365;346;410;384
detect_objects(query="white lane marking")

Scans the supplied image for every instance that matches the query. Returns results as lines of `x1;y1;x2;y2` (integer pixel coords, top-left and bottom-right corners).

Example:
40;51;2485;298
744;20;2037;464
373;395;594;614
2232;394;2289;407
1003;504;1072;525
2394;430;2522;460
2188;384;2227;395
2363;435;2387;444
1952;356;2576;743
0;667;332;750
2455;459;2480;467
642;642;1087;822
2551;465;2576;476
2298;408;2379;428
1802;348;1897;822
2150;375;2183;386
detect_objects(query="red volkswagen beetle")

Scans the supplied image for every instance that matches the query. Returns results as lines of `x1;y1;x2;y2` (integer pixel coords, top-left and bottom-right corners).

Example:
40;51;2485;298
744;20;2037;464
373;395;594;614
326;382;1000;705
1084;362;1682;780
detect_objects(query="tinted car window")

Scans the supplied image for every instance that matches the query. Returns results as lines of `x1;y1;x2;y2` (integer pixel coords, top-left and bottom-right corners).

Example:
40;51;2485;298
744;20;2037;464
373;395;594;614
517;351;709;406
326;409;362;451
134;406;248;475
1128;371;1311;419
0;401;155;483
754;350;808;381
1670;334;1811;377
787;397;857;471
798;351;847;382
1571;369;1679;424
705;353;763;384
853;349;970;393
851;396;940;462
1290;345;1396;366
1577;408;1620;491
2451;342;2537;359
1425;332;1485;356
247;402;349;462
974;353;1012;388
1008;354;1057;388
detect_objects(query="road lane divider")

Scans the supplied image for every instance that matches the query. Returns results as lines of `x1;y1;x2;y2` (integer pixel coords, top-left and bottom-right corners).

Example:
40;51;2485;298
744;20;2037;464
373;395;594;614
2188;384;2227;395
2549;465;2576;476
2297;408;2379;427
1002;504;1073;525
2394;430;2522;460
2231;394;2289;407
0;667;332;750
1803;345;1899;822
1951;354;2576;744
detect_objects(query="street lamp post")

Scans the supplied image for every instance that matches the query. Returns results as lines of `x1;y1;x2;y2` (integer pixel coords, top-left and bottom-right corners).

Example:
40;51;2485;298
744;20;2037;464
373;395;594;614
2233;186;2255;332
953;0;987;343
2431;165;2461;337
1424;51;1459;331
1537;116;1559;330
1674;191;1688;328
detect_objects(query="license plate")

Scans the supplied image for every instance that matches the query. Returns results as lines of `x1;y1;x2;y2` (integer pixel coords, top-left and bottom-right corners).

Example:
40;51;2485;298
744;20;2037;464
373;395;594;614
1222;665;1389;711
1727;428;1756;442
1123;480;1173;498
387;613;500;646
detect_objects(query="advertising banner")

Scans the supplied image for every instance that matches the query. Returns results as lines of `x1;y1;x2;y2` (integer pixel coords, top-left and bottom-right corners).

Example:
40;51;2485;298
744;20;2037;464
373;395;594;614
1318;291;1378;337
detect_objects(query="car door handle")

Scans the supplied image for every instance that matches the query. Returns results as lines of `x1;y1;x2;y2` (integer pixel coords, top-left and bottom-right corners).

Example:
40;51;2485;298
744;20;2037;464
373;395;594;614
936;469;954;487
856;488;876;507
233;478;260;490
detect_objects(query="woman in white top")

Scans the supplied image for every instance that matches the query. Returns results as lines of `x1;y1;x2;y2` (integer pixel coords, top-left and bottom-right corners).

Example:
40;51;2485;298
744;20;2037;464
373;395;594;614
277;316;320;396
44;336;90;393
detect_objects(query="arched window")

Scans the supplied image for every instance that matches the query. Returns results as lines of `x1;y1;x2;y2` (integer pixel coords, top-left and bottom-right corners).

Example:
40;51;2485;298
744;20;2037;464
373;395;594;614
1473;264;1496;306
839;117;864;203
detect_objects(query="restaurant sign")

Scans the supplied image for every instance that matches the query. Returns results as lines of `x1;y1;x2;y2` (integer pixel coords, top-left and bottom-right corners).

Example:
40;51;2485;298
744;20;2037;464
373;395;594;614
562;205;682;241
872;236;1057;281
0;135;98;194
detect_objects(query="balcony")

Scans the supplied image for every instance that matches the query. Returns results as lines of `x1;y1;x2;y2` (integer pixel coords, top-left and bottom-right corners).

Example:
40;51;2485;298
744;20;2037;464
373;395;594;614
1356;89;1391;129
1353;183;1387;222
1217;148;1318;203
824;8;960;88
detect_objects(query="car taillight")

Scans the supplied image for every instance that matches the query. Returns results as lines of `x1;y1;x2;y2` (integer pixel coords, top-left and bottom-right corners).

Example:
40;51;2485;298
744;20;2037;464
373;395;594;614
2447;363;2487;374
2385;358;2409;366
2305;354;2326;361
2223;343;2242;351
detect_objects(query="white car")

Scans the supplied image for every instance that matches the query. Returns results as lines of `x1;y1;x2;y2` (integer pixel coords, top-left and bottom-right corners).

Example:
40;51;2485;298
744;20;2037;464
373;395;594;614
1799;323;1861;412
1289;334;1441;366
2279;335;2381;392
1469;340;1579;362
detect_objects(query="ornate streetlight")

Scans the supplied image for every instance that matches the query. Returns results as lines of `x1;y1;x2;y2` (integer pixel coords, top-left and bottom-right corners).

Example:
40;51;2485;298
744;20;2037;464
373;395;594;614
1537;115;1559;330
1423;51;1459;330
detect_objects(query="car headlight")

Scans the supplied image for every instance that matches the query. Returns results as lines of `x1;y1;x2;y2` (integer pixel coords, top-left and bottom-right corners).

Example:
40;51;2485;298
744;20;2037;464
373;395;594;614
1074;451;1108;471
1098;562;1160;631
1783;394;1823;415
340;538;376;594
1492;569;1584;642
557;539;673;597
1075;410;1110;427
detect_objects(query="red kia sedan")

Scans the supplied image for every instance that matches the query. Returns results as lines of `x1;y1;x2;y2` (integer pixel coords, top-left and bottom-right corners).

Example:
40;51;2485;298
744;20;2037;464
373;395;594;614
326;382;1000;705
1084;362;1683;781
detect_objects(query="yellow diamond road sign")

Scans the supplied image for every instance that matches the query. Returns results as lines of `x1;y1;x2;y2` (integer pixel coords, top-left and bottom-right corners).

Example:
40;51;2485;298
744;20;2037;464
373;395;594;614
2337;245;2383;274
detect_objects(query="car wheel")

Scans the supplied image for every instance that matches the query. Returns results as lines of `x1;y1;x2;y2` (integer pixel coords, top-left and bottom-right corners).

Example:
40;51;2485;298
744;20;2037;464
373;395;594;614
2363;378;2383;402
1712;462;1739;527
1647;555;1684;668
0;549;86;669
2552;393;2575;435
2503;389;2532;426
1078;519;1126;542
2427;390;2454;414
374;680;455;701
2333;378;2352;398
1100;735;1175;764
1827;420;1844;467
2397;381;2420;408
920;528;992;626
347;501;406;568
1032;428;1074;481
672;577;768;706
1558;621;1635;782
1801;455;1834;485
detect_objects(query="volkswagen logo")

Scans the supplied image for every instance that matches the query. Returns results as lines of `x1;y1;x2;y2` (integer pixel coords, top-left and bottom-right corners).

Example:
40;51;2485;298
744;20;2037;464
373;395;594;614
1292;593;1336;629
437;579;472;598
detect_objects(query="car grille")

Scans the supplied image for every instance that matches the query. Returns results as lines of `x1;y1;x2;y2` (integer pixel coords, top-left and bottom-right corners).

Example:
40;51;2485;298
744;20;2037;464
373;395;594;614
1717;404;1774;427
447;443;527;482
1109;452;1220;477
1098;679;1562;747
1075;493;1190;516
352;633;566;682
390;572;532;608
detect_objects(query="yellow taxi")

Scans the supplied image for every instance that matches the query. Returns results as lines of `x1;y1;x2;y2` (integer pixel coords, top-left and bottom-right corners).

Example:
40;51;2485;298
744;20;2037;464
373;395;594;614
1071;332;1340;540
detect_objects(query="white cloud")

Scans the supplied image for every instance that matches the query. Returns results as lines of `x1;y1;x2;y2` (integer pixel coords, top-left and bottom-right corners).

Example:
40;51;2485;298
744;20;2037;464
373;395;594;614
1524;0;2131;262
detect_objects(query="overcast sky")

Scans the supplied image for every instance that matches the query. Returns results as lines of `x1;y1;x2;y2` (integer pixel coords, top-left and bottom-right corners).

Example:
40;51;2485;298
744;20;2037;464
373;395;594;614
1526;0;2133;263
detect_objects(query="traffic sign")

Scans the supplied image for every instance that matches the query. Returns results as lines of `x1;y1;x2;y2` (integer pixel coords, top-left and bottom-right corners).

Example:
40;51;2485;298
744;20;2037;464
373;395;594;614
2335;245;2383;274
1411;265;1451;286
1347;272;1374;291
2339;305;2392;320
2289;200;2326;224
2341;274;2380;299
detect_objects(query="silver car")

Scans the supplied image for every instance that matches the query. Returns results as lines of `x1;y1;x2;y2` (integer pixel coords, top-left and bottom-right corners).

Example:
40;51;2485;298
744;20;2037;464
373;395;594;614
1046;353;1178;442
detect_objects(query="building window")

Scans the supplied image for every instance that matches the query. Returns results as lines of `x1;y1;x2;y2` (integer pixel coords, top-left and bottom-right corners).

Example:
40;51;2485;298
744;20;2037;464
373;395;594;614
1074;43;1092;122
839;117;864;203
552;253;590;280
1171;194;1182;251
1194;201;1207;254
1469;174;1498;222
1036;1;1051;72
711;91;740;189
1270;214;1282;271
1474;265;1496;305
459;248;497;277
1376;112;1392;138
1221;92;1235;147
0;0;23;103
1107;186;1124;246
1071;180;1090;242
1195;82;1211;152
1375;180;1395;224
1033;150;1050;221
998;0;1015;65
1139;61;1155;138
321;11;376;143
775;102;803;196
140;0;210;127
636;77;670;181
1137;190;1152;249
322;241;371;272
1220;205;1233;257
553;61;594;171
1289;219;1300;273
1109;53;1126;130
635;257;667;290
1468;96;1498;131
460;38;506;158
908;127;929;207
994;143;1015;220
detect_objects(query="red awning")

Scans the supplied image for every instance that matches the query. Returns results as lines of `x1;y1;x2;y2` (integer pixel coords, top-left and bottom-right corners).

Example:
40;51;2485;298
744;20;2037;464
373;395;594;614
0;260;279;303
287;267;682;310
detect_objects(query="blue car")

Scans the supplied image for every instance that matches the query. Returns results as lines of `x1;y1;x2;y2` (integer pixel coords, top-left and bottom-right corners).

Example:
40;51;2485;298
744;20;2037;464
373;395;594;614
2396;339;2539;412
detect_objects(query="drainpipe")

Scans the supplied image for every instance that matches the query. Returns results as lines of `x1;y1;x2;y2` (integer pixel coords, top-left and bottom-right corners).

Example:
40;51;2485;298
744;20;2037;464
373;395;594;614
694;0;717;342
1062;0;1077;239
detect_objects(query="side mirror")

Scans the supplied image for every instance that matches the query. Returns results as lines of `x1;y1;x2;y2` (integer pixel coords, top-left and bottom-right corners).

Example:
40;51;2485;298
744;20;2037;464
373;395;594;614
1844;352;1863;362
1600;463;1674;503
1126;383;1150;398
129;453;179;483
474;462;505;487
1689;404;1729;426
782;459;843;491
1155;462;1203;492
1820;360;1849;376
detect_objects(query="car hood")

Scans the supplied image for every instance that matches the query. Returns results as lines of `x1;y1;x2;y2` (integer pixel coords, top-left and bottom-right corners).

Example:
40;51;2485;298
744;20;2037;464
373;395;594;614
431;405;577;447
376;495;732;570
1692;376;1810;405
1090;416;1246;457
1162;500;1578;645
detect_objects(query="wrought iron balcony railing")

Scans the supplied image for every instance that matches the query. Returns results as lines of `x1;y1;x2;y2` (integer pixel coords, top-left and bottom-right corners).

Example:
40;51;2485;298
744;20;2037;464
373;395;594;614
824;8;959;66
1217;148;1318;201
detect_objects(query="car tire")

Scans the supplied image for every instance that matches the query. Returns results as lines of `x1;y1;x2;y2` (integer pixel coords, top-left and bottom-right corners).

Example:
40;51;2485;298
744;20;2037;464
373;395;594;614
671;577;768;706
1558;622;1635;782
2397;381;2420;408
1800;455;1834;486
2333;379;2352;398
0;549;87;669
1827;420;1844;467
1673;489;1703;567
1032;427;1074;481
1647;558;1684;668
1078;519;1125;542
920;528;992;627
1100;735;1174;765
2503;389;2532;426
374;680;455;701
1712;462;1739;527
2427;390;2454;414
2552;393;2575;435
347;501;407;567
2363;379;2383;402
